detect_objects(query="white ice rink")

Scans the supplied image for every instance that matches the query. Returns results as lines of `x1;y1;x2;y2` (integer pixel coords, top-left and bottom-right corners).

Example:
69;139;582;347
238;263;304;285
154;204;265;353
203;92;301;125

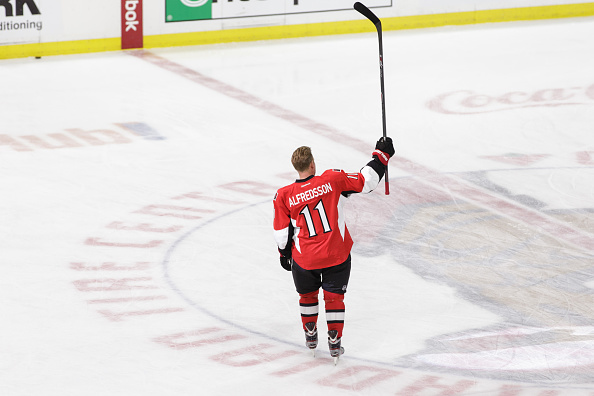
2;15;594;395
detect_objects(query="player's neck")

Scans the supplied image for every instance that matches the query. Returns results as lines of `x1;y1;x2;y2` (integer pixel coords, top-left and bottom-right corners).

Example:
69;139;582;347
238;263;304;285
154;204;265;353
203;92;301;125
298;171;315;180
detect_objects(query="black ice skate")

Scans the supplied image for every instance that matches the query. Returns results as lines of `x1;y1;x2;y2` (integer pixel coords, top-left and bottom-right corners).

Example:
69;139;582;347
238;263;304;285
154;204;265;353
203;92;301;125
327;330;344;365
304;322;318;356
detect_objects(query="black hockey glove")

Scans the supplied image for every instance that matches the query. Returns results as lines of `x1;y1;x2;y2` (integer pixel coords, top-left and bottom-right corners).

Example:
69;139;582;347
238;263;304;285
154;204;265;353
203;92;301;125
373;137;395;165
367;137;395;180
280;255;292;271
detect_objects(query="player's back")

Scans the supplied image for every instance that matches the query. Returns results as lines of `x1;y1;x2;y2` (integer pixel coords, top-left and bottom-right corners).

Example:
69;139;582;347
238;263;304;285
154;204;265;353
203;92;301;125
280;169;358;269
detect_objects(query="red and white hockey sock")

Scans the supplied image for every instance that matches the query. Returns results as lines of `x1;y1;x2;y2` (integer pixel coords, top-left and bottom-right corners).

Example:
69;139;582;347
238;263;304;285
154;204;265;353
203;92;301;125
299;290;319;330
323;290;345;338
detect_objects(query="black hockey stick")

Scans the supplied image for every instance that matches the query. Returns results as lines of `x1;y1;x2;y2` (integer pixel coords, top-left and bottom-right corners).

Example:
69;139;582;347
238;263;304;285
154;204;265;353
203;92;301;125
354;2;390;195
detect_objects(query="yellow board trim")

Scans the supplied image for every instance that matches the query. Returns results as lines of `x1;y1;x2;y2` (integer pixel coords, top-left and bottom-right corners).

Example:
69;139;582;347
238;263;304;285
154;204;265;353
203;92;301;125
146;2;594;48
2;2;594;59
0;37;121;60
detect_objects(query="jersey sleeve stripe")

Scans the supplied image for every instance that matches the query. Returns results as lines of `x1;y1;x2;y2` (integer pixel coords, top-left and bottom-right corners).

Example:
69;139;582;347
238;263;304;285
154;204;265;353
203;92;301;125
274;227;289;250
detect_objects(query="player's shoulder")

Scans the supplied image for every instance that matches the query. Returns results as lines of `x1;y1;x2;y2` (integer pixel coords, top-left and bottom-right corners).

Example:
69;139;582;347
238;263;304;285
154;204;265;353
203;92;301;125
321;169;364;187
321;168;361;181
321;169;346;178
275;183;293;197
275;179;301;200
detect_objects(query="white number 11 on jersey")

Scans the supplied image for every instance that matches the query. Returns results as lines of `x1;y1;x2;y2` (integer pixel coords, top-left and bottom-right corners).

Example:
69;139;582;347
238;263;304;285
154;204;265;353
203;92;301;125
299;199;332;237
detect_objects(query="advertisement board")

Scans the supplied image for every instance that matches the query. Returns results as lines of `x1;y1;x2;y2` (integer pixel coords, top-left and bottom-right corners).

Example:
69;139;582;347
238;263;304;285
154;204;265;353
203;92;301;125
1;0;593;59
165;0;392;22
0;0;45;45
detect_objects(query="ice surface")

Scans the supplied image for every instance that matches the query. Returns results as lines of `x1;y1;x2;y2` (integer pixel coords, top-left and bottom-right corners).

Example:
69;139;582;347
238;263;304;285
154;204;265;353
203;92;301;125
1;17;594;395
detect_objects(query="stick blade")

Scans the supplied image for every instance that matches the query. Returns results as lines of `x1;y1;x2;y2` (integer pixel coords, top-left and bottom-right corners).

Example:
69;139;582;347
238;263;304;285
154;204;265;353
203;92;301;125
354;2;381;27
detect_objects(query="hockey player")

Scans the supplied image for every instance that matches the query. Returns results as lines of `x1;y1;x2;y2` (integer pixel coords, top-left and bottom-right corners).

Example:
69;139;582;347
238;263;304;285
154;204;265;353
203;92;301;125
273;137;394;363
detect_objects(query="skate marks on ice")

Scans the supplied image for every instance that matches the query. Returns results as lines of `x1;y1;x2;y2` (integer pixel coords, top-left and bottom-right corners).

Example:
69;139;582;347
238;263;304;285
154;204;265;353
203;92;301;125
347;165;594;384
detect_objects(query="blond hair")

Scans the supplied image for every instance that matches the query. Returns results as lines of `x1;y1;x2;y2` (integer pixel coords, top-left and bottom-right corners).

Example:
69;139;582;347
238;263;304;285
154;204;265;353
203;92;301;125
291;146;313;173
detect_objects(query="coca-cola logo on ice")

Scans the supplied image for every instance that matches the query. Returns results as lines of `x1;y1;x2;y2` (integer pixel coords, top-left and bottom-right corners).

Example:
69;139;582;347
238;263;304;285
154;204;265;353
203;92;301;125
427;84;594;115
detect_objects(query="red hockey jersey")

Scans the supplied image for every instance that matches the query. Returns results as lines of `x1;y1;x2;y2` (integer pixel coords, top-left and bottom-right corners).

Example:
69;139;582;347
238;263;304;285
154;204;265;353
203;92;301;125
273;166;380;270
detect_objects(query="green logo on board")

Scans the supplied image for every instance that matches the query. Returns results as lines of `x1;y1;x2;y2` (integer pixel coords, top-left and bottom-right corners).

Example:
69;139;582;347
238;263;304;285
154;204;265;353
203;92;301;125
166;0;212;22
